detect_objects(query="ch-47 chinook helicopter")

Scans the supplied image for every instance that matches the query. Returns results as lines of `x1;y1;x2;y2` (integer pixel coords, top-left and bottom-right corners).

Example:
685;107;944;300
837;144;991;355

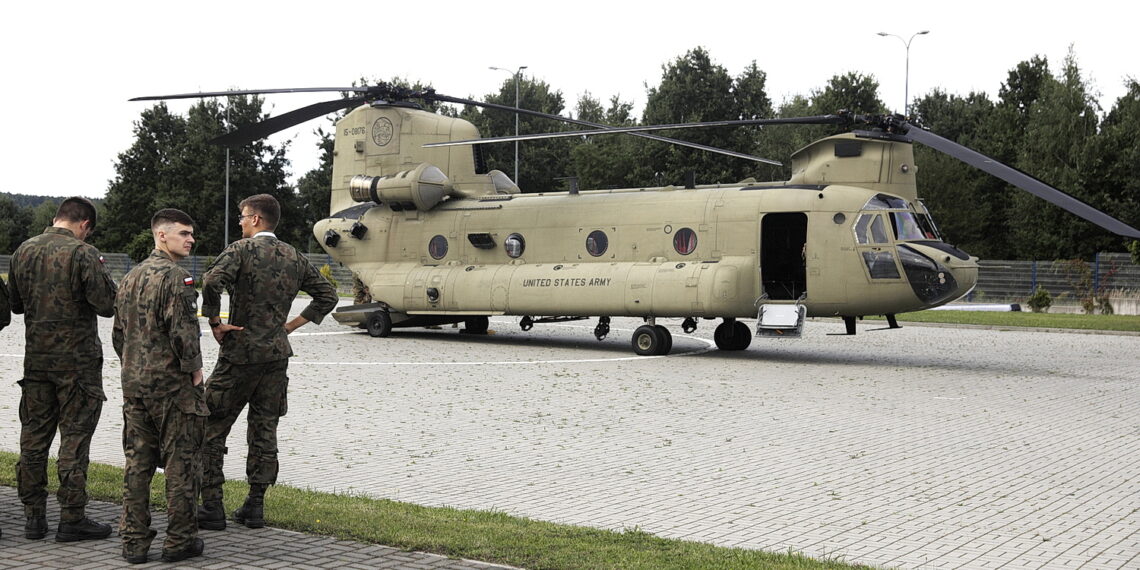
132;84;1140;356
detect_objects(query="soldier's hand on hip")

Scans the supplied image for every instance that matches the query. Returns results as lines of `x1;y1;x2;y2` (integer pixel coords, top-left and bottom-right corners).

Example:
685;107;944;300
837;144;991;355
211;323;243;344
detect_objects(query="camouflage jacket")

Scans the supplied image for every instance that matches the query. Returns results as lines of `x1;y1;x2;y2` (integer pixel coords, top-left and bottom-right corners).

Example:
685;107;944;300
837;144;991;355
0;276;10;331
9;227;117;372
201;234;337;364
113;249;203;398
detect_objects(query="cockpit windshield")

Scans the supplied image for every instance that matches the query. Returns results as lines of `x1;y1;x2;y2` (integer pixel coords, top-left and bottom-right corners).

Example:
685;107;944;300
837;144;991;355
859;194;942;242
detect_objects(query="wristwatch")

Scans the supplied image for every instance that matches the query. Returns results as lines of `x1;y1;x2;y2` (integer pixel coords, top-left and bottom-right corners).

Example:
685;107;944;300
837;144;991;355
209;320;221;328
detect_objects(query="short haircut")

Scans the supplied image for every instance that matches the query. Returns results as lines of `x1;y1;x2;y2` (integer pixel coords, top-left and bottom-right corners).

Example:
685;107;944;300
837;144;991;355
239;194;281;230
55;197;99;230
151;208;196;230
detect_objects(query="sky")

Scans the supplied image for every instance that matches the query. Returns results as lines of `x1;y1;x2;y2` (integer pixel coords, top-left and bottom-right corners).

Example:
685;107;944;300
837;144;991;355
1;0;1134;200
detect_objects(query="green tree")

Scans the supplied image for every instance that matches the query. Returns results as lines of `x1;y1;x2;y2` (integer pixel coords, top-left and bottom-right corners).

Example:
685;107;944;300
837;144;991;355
462;76;572;192
641;47;743;186
0;195;33;254
1008;50;1106;259
102;96;292;256
910;89;1006;256
1085;78;1140;252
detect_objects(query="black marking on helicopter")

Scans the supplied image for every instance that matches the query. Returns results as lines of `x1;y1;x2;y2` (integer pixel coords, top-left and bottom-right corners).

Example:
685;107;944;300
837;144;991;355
740;185;829;192
330;202;376;219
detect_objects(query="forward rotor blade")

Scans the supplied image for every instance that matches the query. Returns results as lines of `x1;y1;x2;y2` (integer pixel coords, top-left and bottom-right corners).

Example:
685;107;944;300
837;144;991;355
210;97;367;148
429;93;806;165
903;125;1140;238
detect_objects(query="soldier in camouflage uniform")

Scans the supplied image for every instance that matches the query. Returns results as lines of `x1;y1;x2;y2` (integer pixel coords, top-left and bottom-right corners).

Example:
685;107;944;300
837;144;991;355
8;197;117;542
112;209;208;564
198;194;337;530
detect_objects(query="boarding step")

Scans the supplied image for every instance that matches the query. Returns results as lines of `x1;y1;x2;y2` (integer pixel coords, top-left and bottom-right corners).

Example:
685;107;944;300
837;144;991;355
755;303;806;338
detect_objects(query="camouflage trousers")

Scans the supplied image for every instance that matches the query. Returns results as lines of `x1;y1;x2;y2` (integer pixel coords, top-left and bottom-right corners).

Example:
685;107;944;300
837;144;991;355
201;357;289;503
17;367;105;521
120;385;208;555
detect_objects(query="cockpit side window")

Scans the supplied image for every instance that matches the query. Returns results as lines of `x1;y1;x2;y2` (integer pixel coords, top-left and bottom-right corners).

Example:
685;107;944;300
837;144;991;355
855;213;891;244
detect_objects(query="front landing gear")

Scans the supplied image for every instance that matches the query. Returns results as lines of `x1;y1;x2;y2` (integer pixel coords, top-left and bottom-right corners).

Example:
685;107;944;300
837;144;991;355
713;319;751;351
631;324;673;356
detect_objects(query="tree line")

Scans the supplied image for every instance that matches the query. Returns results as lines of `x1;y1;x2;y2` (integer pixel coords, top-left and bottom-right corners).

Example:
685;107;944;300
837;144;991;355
3;47;1136;262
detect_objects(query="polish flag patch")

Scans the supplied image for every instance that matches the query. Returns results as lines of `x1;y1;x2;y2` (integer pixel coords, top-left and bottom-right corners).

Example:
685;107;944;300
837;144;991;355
184;277;195;286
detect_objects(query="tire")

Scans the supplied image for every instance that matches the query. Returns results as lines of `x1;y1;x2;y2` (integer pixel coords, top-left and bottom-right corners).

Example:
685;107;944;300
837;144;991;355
632;324;664;356
463;316;489;335
365;311;392;338
714;320;751;351
654;325;673;355
731;320;752;350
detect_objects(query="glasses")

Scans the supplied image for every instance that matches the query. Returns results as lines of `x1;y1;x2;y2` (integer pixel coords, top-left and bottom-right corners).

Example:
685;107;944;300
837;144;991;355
237;213;258;223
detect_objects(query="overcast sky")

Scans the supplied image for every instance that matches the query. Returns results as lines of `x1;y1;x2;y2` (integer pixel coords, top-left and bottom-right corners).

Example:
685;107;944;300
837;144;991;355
2;0;1134;200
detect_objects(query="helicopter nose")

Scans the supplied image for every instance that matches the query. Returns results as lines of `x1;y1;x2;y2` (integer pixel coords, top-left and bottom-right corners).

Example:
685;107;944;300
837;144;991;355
897;243;979;307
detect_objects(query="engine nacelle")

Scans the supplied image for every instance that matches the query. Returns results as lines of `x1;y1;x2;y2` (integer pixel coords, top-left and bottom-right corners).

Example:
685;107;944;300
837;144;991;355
349;162;453;211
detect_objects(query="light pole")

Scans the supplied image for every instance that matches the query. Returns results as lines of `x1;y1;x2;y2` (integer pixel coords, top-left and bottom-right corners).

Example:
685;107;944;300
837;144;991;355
877;30;929;116
489;65;527;184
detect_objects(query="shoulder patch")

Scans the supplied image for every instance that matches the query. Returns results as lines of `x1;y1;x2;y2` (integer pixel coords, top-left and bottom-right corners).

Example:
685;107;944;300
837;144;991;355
98;255;106;264
184;276;195;286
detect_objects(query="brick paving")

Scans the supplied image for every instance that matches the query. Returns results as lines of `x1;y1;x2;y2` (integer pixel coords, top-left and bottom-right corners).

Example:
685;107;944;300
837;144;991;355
1;299;1138;569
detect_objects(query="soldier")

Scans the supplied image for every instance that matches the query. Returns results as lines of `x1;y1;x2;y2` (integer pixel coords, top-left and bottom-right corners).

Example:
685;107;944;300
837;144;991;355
112;209;207;563
8;197;117;542
198;194;338;530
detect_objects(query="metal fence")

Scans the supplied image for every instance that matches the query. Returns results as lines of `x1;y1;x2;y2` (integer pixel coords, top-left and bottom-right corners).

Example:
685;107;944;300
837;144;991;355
3;252;1138;311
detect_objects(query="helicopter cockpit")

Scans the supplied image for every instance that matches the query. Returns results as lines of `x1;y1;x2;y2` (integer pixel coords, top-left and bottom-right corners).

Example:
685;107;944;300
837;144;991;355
852;193;974;306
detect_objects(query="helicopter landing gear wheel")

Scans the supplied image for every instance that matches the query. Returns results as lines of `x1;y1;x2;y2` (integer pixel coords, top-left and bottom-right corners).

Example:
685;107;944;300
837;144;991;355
632;324;671;356
365;311;392;338
655;325;672;354
463;316;489;335
714;319;751;351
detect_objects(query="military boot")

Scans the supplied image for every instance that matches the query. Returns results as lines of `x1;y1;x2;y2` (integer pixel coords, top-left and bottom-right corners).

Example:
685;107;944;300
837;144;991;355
232;484;266;529
56;517;112;542
25;515;48;539
198;500;227;530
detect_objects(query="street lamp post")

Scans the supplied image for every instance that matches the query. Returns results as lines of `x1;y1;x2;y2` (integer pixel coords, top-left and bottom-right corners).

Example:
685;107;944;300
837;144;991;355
877;30;929;116
489;65;527;184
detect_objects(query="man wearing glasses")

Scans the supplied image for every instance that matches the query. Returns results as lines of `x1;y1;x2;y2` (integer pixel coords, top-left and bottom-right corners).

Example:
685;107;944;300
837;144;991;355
197;194;337;530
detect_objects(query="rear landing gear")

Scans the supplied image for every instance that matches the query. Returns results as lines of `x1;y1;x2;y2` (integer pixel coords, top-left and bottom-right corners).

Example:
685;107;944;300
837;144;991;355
366;311;392;338
713;319;751;351
631;324;672;356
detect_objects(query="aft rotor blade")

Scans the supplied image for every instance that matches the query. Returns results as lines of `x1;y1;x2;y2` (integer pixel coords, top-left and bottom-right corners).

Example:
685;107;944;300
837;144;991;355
423;114;846;148
210;97;367;148
904;125;1140;238
429;93;803;165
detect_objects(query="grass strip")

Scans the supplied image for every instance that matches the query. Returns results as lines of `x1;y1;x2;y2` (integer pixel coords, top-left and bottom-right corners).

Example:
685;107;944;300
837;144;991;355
0;452;864;569
865;310;1140;332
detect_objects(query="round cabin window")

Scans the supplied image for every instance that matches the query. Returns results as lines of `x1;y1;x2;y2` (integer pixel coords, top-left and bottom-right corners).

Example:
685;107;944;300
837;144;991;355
505;233;525;258
673;227;697;255
585;230;608;257
428;235;448;260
